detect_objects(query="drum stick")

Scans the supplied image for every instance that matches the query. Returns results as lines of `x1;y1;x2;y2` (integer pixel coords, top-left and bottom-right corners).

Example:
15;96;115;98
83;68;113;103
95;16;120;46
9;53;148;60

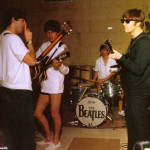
83;78;99;83
79;87;88;102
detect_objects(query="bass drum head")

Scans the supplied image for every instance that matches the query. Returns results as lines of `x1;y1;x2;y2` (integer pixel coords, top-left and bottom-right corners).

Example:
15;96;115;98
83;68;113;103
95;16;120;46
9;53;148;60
76;97;107;127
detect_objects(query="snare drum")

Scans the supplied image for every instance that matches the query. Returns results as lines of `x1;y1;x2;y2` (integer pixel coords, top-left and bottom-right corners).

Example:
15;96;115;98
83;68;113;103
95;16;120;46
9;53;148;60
101;81;122;99
70;85;91;105
76;94;108;127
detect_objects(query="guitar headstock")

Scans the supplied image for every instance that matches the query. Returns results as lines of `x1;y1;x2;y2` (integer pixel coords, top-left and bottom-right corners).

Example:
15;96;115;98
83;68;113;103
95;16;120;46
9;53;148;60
62;20;72;35
104;40;114;54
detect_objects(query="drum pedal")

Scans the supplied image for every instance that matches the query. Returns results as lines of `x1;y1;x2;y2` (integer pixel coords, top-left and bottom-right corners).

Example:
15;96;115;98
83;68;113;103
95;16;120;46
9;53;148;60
67;120;79;126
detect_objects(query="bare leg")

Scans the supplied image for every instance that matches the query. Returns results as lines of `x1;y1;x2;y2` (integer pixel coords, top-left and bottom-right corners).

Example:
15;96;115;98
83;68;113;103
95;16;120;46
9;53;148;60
118;90;124;112
50;94;62;145
34;94;53;141
97;83;101;93
118;100;123;112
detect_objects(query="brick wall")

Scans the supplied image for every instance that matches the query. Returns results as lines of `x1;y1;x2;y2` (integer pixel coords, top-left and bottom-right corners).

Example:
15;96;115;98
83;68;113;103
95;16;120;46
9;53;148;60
0;0;150;65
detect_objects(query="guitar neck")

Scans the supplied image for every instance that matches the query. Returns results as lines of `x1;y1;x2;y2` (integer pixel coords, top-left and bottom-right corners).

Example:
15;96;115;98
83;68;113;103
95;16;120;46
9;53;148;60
37;33;65;61
44;52;70;70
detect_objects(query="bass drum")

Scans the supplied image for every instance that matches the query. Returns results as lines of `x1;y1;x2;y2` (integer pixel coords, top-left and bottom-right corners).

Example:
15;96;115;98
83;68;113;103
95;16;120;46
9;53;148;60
76;94;108;127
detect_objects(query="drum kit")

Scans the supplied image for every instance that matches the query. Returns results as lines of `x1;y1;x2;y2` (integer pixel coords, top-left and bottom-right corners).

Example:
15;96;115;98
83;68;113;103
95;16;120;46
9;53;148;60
68;65;123;128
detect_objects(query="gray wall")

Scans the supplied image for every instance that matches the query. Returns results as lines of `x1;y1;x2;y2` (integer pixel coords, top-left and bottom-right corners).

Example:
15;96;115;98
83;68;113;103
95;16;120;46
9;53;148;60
0;0;150;65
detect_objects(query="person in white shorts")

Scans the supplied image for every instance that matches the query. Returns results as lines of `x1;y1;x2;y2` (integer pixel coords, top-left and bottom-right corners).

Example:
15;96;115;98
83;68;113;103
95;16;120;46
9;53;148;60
34;20;69;150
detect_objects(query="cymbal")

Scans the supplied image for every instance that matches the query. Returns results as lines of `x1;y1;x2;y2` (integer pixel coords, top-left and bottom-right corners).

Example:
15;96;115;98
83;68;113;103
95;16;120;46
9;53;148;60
69;66;89;71
110;65;120;68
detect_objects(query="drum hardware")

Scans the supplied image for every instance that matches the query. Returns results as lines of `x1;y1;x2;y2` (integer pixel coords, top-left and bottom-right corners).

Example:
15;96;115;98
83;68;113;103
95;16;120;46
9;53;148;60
107;115;112;121
110;64;120;68
67;120;80;126
70;66;89;71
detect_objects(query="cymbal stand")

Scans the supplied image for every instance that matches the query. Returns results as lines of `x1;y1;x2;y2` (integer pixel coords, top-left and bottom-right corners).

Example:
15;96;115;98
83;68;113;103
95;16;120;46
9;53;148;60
67;86;88;126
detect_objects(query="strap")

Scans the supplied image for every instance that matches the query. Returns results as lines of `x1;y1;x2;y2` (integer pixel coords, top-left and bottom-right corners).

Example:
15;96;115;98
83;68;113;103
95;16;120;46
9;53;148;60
50;41;64;59
126;34;150;55
4;32;11;36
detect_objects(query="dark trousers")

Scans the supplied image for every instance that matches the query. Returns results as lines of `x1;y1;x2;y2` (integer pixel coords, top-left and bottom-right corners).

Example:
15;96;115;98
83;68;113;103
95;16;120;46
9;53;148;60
125;94;150;150
1;87;35;150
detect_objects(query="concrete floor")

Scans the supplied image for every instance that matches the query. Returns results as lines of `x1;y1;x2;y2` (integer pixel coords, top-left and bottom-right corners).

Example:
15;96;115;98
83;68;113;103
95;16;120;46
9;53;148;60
36;126;128;150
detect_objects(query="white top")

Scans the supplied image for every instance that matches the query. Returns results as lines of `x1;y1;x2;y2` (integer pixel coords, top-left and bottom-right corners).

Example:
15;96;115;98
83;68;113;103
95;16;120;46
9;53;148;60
36;41;69;94
94;56;118;79
0;30;32;90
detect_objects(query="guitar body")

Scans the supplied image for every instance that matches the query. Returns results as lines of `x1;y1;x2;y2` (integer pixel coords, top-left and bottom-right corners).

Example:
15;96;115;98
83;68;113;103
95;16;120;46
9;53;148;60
32;70;47;92
30;56;49;80
31;52;70;91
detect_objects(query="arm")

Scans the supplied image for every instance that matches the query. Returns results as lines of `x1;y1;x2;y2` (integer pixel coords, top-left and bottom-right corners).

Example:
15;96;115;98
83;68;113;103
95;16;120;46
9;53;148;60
53;43;69;75
109;39;150;76
102;71;116;82
22;23;36;66
119;40;150;76
93;71;98;81
53;59;69;75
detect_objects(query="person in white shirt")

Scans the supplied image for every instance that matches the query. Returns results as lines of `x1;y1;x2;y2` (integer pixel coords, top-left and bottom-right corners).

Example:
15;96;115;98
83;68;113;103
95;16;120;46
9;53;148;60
34;20;69;150
0;8;36;150
92;44;124;116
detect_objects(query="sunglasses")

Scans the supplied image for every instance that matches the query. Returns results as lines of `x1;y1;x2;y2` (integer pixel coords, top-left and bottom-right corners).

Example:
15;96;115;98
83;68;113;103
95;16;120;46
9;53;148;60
120;19;141;24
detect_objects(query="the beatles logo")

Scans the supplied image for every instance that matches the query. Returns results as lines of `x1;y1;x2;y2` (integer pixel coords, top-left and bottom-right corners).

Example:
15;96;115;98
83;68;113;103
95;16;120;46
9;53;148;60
78;104;105;121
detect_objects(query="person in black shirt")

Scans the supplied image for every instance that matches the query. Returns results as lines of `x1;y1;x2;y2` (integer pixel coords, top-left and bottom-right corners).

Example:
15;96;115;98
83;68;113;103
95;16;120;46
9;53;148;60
109;9;150;150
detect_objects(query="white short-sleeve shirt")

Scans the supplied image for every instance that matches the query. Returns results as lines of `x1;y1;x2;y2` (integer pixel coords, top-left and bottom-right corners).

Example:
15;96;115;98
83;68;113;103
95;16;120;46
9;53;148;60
0;30;32;90
36;41;69;94
94;56;118;79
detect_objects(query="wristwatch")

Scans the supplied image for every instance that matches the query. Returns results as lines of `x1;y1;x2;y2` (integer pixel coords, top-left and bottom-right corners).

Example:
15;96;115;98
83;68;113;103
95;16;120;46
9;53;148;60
26;40;32;45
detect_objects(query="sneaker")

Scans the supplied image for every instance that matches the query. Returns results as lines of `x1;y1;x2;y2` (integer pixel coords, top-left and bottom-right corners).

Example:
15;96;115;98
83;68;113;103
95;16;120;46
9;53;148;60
45;142;61;150
118;110;125;117
36;140;53;146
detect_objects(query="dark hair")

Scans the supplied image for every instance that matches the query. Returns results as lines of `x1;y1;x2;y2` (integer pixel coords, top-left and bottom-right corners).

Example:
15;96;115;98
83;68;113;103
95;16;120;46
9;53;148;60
44;20;61;33
122;9;145;28
3;8;26;28
99;44;109;52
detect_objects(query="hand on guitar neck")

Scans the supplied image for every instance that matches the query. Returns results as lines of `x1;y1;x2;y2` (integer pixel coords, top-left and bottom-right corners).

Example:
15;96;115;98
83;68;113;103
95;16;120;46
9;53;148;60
109;49;122;60
104;40;114;54
104;40;122;60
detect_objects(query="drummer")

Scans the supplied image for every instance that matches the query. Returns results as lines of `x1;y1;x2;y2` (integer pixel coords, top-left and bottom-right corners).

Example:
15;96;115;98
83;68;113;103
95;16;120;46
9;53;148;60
91;44;125;116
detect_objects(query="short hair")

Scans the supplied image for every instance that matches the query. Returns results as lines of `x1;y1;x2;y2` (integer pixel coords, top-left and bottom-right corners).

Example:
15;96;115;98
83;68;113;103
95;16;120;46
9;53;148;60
3;8;26;28
44;20;61;33
99;44;109;52
122;9;145;28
